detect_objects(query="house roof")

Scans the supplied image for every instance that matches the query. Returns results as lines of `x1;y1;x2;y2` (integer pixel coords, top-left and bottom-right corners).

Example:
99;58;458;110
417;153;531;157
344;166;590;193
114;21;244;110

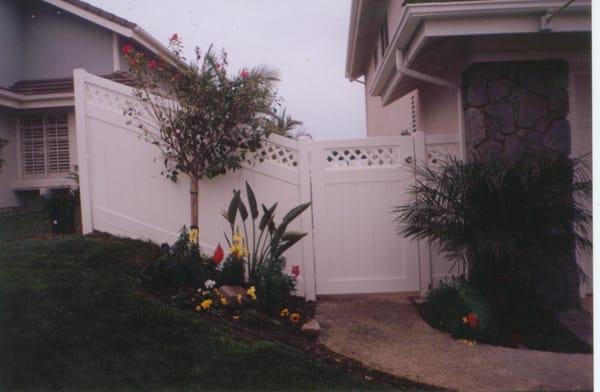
7;72;137;95
60;0;137;29
41;0;180;65
347;0;592;104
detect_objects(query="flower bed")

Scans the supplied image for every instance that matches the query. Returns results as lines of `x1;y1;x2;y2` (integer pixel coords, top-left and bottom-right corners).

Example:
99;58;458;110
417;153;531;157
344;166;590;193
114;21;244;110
140;183;316;338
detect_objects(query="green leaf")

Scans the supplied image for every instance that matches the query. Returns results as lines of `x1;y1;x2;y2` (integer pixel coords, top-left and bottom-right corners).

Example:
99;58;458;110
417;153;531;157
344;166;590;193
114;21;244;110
259;203;277;231
226;190;240;226
246;181;259;220
281;202;311;226
238;195;248;221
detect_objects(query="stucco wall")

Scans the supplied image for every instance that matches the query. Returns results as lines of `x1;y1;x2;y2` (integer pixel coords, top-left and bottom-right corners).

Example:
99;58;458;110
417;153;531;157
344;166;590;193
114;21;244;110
0;108;19;207
21;0;115;80
0;0;25;87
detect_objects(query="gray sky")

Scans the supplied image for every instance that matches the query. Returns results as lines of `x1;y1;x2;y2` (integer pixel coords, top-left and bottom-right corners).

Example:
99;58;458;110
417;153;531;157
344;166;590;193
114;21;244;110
88;0;366;140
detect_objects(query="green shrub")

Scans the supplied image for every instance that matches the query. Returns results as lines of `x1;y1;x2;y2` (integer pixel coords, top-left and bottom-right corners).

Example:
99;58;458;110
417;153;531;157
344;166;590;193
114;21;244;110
395;155;592;309
43;189;77;234
253;258;296;316
141;227;215;290
217;254;246;287
422;280;493;341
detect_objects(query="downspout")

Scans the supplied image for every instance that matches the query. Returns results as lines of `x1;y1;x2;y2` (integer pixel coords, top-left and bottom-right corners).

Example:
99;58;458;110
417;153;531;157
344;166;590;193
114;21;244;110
384;49;467;160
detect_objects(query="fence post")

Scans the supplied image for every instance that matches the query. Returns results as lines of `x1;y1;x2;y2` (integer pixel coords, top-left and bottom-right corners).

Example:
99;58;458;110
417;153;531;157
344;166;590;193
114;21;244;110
73;69;93;234
298;137;317;300
413;131;432;297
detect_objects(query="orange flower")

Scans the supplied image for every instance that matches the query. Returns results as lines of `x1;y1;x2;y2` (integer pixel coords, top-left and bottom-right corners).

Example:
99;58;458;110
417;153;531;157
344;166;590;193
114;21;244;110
289;313;300;323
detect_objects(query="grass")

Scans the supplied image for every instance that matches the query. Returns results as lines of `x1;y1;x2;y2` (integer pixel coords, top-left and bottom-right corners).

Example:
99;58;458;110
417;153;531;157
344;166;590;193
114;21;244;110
0;212;389;391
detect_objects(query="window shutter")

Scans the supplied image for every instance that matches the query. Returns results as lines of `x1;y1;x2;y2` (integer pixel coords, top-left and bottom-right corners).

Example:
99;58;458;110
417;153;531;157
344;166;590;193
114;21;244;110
46;114;70;175
21;113;70;177
21;115;46;176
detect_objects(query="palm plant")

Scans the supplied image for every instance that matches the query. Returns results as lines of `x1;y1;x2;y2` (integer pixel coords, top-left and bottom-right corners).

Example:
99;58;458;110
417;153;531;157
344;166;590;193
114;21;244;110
265;108;303;138
394;155;592;298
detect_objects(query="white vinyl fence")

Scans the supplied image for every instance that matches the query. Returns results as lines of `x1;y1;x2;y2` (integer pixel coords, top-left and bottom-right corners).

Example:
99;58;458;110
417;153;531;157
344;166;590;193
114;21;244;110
74;70;460;300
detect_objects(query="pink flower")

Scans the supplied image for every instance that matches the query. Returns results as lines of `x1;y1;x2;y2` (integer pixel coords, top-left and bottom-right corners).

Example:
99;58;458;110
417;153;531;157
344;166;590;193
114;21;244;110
148;60;157;69
291;265;300;278
169;33;179;42
121;44;134;55
240;69;250;79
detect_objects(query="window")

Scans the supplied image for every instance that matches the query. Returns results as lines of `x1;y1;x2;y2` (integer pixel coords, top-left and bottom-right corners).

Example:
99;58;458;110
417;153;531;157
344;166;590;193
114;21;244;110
21;113;70;177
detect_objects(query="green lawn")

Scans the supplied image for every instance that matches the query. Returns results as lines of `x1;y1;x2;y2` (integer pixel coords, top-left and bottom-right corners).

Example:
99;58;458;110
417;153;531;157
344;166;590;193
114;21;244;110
0;212;388;391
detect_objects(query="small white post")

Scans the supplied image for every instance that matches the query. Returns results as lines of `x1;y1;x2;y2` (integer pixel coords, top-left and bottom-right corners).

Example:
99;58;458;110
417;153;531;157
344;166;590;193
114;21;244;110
73;69;93;234
298;137;317;301
413;131;432;296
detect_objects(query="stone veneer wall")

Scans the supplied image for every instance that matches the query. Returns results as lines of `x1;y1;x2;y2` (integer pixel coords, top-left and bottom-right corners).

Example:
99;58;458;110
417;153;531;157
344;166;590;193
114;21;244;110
463;60;570;163
462;60;580;309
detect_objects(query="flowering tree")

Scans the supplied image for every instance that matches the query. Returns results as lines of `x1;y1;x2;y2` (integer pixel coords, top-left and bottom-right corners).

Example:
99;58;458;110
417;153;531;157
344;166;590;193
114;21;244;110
123;34;278;227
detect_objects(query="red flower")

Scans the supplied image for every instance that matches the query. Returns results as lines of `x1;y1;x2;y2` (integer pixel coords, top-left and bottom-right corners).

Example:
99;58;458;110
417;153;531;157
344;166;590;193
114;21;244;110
169;33;179;42
240;69;250;79
466;312;479;328
148;60;157;69
121;44;134;55
291;265;300;278
213;244;224;265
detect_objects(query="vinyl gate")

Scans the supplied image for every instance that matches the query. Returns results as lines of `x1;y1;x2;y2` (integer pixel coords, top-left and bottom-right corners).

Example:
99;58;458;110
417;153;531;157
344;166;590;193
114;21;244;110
74;70;457;300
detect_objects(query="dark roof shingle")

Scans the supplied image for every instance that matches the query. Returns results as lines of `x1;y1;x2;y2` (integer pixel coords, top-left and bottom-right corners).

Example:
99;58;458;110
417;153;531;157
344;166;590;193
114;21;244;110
8;72;137;95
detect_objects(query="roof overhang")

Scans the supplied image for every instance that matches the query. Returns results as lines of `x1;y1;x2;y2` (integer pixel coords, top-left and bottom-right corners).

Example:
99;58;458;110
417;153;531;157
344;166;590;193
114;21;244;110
0;89;74;109
345;0;389;80
346;0;591;103
41;0;181;66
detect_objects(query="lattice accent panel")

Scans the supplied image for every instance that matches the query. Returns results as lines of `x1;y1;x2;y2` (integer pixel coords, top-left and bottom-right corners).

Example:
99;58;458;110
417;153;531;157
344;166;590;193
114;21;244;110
325;146;400;169
249;140;298;169
426;143;460;166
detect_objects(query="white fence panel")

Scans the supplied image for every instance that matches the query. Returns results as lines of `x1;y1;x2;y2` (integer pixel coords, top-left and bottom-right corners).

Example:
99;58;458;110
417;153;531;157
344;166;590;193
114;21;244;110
74;70;316;299
310;136;421;295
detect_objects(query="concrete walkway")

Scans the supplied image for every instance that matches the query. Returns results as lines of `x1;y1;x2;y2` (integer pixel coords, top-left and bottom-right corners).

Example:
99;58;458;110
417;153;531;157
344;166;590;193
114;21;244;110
316;294;593;391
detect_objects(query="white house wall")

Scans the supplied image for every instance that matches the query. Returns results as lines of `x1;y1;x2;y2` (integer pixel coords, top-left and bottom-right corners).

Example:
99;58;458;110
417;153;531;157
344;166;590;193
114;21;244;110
0;0;25;87
21;1;114;81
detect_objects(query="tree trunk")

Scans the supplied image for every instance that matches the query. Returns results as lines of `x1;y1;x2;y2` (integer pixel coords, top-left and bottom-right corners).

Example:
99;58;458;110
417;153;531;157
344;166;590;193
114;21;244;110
190;176;199;228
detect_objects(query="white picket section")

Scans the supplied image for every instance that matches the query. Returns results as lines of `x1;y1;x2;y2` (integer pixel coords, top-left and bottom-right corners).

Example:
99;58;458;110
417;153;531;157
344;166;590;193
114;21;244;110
74;69;435;299
309;137;420;294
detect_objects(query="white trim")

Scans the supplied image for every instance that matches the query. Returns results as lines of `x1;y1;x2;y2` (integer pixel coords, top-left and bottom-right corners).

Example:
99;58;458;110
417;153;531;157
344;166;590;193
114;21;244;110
112;32;120;72
73;69;94;233
12;178;75;191
0;90;74;109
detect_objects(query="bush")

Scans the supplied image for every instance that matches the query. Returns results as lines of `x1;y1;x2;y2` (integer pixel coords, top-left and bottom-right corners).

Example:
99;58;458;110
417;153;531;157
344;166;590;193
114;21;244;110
43;189;77;234
253;258;296;316
395;155;592;309
217;254;246;287
422;280;493;341
141;227;216;290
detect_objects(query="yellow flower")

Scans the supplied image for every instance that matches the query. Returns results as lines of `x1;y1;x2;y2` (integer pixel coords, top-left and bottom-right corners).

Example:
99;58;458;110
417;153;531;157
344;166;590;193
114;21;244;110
188;227;199;244
200;299;213;310
289;313;300;323
236;294;243;304
229;229;248;258
246;286;257;300
462;316;468;324
280;308;289;317
220;297;228;306
195;305;201;312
